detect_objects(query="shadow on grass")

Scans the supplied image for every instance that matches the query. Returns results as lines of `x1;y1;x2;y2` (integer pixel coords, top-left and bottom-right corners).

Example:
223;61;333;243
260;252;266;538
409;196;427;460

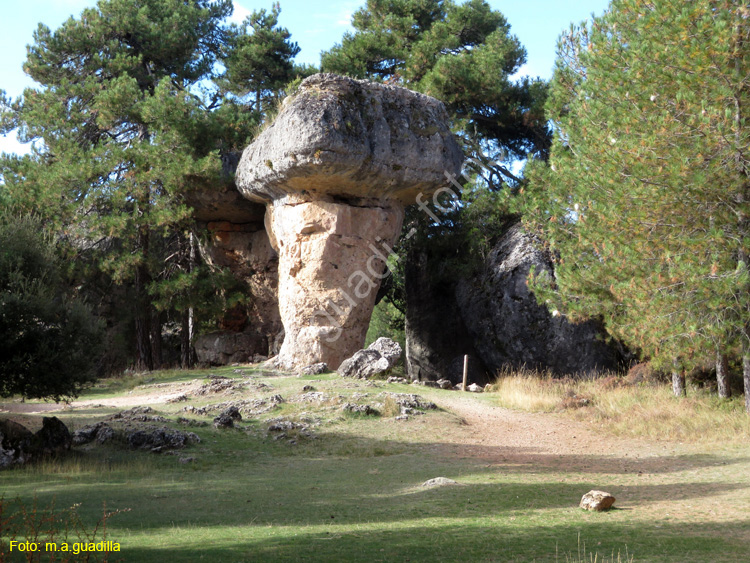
2;421;749;562
114;518;750;563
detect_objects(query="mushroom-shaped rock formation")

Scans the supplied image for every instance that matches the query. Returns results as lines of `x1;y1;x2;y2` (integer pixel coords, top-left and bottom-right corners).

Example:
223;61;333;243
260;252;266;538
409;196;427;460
236;73;463;370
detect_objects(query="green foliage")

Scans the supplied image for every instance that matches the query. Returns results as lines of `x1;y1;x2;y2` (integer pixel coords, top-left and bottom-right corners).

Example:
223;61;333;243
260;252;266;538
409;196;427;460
0;213;102;400
322;0;550;189
525;1;750;374
0;0;308;370
365;298;406;350
221;2;315;115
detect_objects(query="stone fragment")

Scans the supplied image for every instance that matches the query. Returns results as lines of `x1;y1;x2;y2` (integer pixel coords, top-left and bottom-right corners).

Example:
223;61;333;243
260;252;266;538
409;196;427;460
580;490;616;511
436;379;453;390
342;403;379;416
422;477;461;488
467;383;484;393
299;363;329;376
339;338;403;379
387;376;410;384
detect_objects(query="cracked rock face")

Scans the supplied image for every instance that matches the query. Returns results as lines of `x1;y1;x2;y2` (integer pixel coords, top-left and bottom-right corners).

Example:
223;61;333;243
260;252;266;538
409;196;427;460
236;73;462;370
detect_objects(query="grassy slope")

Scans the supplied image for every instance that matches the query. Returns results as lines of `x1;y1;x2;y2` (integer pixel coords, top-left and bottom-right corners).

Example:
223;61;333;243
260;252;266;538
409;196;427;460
1;368;748;562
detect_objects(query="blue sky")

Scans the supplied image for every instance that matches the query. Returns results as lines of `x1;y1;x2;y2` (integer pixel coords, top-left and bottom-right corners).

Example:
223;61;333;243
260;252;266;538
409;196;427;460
0;0;610;155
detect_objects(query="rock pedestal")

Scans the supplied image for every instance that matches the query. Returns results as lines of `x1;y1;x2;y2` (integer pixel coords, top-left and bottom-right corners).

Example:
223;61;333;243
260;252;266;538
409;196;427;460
269;199;403;369
236;74;462;370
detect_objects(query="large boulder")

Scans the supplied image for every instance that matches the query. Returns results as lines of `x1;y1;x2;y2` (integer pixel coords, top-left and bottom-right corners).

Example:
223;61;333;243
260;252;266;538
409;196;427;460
339;337;403;379
236;74;462;370
1;417;72;469
456;223;622;374
405;222;623;381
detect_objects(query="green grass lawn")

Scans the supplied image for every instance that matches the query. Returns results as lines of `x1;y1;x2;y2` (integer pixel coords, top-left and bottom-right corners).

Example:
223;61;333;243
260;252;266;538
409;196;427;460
2;367;749;562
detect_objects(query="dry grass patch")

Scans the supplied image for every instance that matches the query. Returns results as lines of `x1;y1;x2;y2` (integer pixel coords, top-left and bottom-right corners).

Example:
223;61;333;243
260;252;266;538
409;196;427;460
489;369;750;445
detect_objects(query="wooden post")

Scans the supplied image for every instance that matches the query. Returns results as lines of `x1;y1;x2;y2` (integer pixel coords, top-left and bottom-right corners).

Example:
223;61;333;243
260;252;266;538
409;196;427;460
462;354;469;391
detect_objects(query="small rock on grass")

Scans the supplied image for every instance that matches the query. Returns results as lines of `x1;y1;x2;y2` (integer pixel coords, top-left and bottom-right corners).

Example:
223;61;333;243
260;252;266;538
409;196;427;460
422;477;461;488
580;490;616;511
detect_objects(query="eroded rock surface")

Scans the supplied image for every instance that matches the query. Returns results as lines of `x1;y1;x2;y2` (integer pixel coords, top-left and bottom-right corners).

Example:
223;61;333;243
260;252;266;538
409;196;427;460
188;162;283;365
236;74;462;370
339;337;403;379
405;222;624;381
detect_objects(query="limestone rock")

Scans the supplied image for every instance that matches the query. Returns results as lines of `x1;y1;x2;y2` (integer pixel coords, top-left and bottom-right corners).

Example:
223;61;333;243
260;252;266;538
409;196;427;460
0;419;33;469
34;417;72;456
299;363;329;376
467;383;484;393
580;490;616;511
236;74;462;205
1;417;72;469
236;74;462;371
406;221;623;381
339;338;403;379
189;165;283;365
422;477;461;488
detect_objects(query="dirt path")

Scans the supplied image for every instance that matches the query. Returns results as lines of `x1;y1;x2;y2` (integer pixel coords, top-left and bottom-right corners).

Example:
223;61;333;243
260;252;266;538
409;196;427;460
427;392;686;474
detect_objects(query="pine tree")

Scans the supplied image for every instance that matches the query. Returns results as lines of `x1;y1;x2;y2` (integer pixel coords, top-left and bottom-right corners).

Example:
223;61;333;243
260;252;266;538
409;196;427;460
321;0;550;189
526;1;750;408
0;211;102;400
222;2;314;116
0;0;303;371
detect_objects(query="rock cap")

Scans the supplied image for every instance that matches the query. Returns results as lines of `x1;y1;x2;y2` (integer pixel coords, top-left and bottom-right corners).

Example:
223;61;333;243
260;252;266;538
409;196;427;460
236;73;463;205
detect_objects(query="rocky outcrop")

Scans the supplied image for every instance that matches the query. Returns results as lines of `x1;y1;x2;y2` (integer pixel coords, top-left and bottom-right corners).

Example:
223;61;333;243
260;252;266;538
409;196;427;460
405;222;623;381
456;223;622;374
236;73;462;370
1;417;72;469
188;167;283;364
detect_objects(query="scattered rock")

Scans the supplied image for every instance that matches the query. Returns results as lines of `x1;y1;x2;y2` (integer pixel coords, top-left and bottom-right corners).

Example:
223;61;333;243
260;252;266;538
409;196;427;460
214;406;242;429
339;338;403;379
413;380;440;388
580;490;616;511
436;379;453;390
467;383;484;393
299;363;329;376
126;427;200;452
178;456;196;464
166;394;189;403
422;477;461;488
342;403;379;416
213;413;236;429
176;417;209;428
387;376;410;384
381;393;437;411
302;385;316;392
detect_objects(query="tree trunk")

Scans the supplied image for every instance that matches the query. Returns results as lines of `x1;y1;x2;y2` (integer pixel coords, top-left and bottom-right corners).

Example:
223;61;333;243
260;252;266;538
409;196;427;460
134;225;153;372
744;349;750;414
180;231;196;369
716;349;731;399
181;307;195;369
671;359;686;397
150;307;162;370
134;264;153;372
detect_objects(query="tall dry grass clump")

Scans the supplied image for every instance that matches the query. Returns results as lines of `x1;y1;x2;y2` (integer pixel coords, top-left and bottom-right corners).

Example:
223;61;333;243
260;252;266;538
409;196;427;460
489;368;750;445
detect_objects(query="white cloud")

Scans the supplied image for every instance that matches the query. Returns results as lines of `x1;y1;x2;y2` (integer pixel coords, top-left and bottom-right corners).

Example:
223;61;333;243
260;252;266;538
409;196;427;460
230;1;252;26
0;132;31;157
